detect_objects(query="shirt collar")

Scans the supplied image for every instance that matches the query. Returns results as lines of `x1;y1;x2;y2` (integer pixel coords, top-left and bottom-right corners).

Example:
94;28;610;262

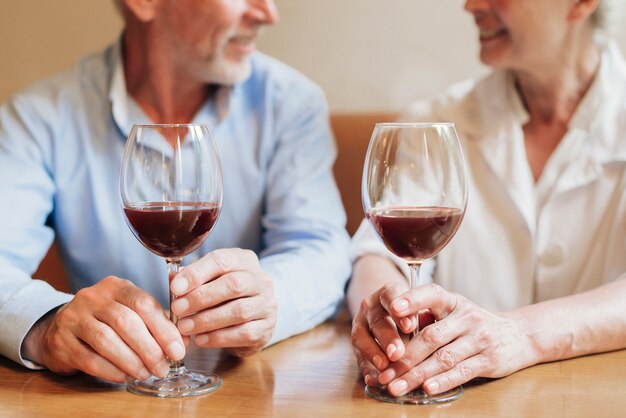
108;40;235;139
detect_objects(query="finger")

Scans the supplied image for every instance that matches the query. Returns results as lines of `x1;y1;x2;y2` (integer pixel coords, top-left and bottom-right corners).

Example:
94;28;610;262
351;312;389;371
114;285;186;364
364;306;405;362
193;319;272;350
378;316;461;385
94;303;170;378
391;284;458;320
399;310;435;334
177;296;269;336
75;316;151;381
377;283;416;335
387;335;479;396
423;354;486;395
378;282;410;315
172;270;261;317
170;248;258;296
71;339;130;383
354;349;381;386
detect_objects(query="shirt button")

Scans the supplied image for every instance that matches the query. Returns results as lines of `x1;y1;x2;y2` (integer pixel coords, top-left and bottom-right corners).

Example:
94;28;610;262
539;243;566;267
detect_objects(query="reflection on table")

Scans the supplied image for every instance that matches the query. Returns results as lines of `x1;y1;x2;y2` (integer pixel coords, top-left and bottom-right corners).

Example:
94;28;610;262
1;317;625;417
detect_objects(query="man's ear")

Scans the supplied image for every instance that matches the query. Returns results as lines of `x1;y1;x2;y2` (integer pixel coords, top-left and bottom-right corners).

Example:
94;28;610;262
568;0;600;23
122;0;160;22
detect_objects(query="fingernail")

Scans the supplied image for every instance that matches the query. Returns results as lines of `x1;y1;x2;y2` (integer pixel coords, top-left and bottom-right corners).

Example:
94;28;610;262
167;341;185;360
392;298;409;312
364;374;371;385
155;360;170;378
379;368;396;384
178;318;193;334
171;277;188;294
195;334;208;345
138;367;151;381
172;298;189;314
386;343;396;358
426;380;440;393
401;317;412;331
372;354;385;370
389;379;408;395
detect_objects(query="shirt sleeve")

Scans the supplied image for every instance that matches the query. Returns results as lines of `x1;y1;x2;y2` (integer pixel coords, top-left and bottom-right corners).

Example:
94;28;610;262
258;83;351;346
0;95;74;367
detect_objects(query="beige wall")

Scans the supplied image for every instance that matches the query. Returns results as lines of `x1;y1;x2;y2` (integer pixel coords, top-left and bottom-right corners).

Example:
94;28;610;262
0;0;122;102
1;0;625;111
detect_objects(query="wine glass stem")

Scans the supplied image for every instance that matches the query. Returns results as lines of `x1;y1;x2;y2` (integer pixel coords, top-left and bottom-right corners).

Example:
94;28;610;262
167;258;185;371
408;262;422;340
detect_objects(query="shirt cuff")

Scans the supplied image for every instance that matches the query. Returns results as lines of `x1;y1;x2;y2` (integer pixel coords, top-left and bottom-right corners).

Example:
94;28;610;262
0;281;73;369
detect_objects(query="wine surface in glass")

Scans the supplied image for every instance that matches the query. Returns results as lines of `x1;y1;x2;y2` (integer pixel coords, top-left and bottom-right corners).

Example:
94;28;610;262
124;201;220;258
367;206;463;261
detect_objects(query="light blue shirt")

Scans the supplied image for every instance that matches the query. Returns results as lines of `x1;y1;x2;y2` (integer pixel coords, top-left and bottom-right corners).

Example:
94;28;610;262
0;42;351;367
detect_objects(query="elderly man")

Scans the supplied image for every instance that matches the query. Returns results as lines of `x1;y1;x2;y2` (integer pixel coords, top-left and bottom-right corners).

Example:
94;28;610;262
0;0;350;385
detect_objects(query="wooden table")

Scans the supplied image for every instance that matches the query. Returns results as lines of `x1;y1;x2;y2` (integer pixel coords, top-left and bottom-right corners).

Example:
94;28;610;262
1;318;625;417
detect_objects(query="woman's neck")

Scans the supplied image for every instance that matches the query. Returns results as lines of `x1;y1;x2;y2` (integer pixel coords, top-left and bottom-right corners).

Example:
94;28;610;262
514;35;600;126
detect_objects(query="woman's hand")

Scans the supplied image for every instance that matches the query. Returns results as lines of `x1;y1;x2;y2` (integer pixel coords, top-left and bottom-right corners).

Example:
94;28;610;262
378;284;536;396
350;282;416;386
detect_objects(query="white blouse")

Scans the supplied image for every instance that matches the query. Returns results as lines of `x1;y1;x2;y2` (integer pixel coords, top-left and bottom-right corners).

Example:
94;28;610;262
352;37;626;311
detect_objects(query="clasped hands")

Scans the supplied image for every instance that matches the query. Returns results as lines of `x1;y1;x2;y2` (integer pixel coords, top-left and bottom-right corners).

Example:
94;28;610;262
23;248;277;383
351;283;533;397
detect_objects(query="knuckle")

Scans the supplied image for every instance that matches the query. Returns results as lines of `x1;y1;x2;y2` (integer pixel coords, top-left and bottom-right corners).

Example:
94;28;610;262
395;356;415;373
435;348;456;370
429;283;445;295
239;324;262;345
457;363;474;380
405;366;426;385
141;341;165;365
210;249;236;271
368;314;389;331
234;300;256;321
359;299;371;313
111;308;136;330
80;354;101;375
132;294;160;315
421;324;444;347
226;272;248;294
90;326;114;349
475;328;493;348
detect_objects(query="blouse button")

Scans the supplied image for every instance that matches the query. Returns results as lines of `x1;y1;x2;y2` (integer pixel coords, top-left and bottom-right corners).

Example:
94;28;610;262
539;243;566;267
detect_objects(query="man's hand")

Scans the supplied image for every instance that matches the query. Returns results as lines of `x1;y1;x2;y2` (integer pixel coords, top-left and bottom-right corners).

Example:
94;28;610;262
170;248;277;357
22;276;185;383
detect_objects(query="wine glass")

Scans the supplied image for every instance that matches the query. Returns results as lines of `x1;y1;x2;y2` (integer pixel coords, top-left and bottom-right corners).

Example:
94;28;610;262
362;122;467;405
120;124;223;397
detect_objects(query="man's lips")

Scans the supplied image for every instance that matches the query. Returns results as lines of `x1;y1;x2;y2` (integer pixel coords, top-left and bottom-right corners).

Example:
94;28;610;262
479;28;507;40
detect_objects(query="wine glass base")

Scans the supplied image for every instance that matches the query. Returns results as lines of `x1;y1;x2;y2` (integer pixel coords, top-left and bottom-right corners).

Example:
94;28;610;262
127;367;222;398
365;384;463;405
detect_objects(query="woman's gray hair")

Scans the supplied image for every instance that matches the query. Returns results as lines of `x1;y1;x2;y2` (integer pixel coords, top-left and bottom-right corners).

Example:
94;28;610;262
592;0;626;34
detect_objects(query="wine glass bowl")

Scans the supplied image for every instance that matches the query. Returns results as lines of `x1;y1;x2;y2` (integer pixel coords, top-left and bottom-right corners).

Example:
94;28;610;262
120;124;223;397
362;122;467;405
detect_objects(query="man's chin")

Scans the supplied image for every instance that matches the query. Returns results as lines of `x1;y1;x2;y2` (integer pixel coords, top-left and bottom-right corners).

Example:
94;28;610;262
208;61;252;86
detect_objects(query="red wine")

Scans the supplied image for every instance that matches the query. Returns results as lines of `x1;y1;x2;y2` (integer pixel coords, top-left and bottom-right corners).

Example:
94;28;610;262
124;202;220;258
367;206;463;262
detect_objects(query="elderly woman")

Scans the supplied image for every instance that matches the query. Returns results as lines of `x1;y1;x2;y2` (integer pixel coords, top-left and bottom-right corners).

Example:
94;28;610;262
349;0;626;399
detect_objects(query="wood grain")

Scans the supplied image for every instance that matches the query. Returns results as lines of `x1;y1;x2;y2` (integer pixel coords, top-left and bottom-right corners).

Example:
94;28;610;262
1;319;625;417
